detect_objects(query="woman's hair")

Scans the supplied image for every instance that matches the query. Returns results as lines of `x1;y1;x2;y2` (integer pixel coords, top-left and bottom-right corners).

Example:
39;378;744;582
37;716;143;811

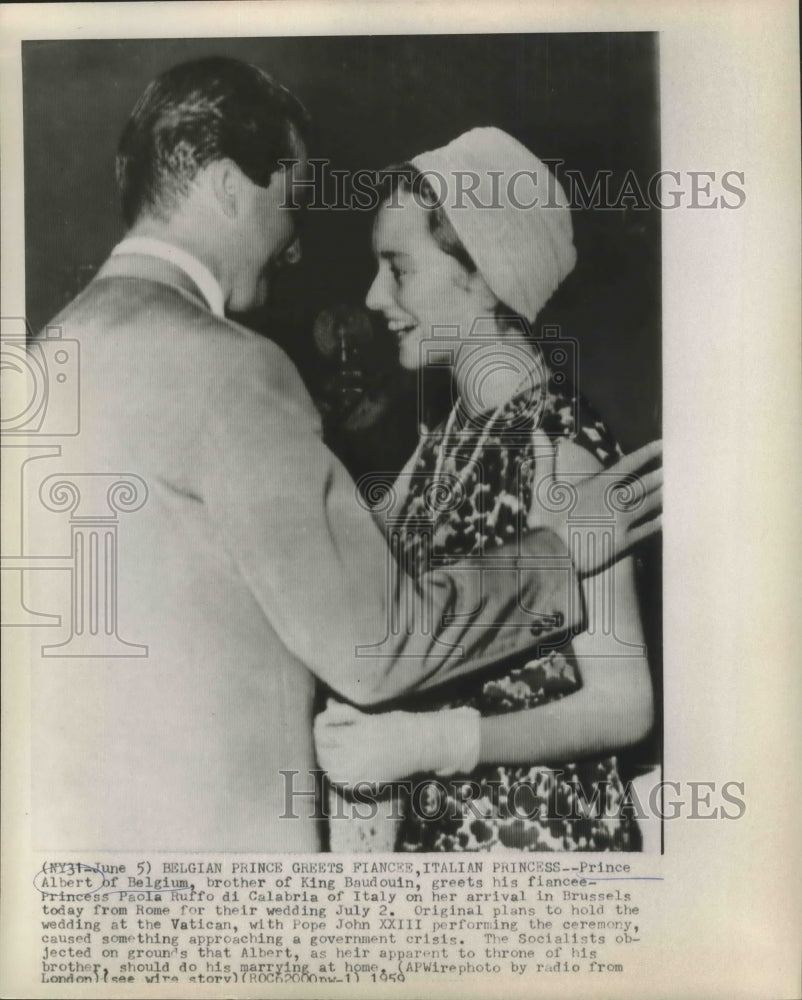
378;163;529;332
378;163;476;271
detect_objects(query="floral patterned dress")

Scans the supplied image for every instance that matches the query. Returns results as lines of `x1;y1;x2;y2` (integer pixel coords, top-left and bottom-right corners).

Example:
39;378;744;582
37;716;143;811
390;371;642;852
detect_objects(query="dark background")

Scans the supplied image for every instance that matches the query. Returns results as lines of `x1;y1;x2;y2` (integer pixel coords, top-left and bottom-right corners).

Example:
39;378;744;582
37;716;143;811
23;33;661;770
23;33;660;449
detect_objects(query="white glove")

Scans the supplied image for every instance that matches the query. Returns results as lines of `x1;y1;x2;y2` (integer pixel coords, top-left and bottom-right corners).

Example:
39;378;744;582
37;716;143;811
314;699;482;787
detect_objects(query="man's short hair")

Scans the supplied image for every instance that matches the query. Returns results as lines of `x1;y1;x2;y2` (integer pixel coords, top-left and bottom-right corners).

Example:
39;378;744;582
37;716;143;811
115;56;309;226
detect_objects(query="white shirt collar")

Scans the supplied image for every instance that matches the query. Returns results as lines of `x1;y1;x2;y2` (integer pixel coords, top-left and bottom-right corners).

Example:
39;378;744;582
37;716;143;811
111;236;225;318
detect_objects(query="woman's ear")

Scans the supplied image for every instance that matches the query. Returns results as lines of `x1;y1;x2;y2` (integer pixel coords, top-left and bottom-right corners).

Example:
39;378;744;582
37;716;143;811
462;266;499;311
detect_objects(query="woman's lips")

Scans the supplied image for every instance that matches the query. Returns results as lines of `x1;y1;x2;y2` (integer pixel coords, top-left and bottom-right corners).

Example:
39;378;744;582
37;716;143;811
387;318;418;339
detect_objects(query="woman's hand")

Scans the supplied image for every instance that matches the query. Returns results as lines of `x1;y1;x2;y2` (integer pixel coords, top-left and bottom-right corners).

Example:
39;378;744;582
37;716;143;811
314;699;481;786
527;434;662;577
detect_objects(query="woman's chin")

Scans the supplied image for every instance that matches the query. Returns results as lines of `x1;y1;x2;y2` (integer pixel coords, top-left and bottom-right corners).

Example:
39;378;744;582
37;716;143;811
397;334;424;370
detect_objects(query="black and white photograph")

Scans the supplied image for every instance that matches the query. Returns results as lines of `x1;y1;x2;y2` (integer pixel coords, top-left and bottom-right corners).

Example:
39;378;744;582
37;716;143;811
1;2;799;998
18;30;664;855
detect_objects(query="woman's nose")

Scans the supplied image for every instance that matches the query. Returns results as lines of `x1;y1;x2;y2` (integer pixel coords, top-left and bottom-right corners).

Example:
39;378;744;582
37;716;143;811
365;270;388;312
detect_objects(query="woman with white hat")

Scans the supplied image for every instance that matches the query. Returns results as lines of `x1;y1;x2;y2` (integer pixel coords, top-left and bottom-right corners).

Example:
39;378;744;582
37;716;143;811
316;127;660;852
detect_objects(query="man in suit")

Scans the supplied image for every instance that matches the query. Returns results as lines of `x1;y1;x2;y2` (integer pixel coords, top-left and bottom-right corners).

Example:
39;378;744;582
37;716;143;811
29;57;656;851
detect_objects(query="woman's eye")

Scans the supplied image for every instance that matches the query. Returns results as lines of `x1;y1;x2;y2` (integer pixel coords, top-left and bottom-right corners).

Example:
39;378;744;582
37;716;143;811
390;265;405;282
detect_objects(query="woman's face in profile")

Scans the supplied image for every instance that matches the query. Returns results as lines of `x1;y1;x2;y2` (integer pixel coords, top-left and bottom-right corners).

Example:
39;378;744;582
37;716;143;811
365;189;495;370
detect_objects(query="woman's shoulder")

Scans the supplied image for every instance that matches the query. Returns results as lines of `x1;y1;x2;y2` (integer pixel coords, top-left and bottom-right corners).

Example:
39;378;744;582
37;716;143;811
538;373;622;468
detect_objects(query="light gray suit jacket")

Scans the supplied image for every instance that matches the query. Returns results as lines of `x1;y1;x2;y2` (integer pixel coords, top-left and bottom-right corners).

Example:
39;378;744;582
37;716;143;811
30;251;579;851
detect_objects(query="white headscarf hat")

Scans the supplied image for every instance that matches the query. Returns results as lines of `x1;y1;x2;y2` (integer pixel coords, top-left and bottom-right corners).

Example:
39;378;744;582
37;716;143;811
410;126;576;322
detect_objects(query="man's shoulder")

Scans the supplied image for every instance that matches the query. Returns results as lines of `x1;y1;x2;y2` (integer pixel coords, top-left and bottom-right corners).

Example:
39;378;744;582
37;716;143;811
45;271;240;346
40;270;317;420
44;270;300;371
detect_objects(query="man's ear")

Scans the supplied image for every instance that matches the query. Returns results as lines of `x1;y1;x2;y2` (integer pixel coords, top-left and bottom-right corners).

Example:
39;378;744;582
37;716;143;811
206;159;242;220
